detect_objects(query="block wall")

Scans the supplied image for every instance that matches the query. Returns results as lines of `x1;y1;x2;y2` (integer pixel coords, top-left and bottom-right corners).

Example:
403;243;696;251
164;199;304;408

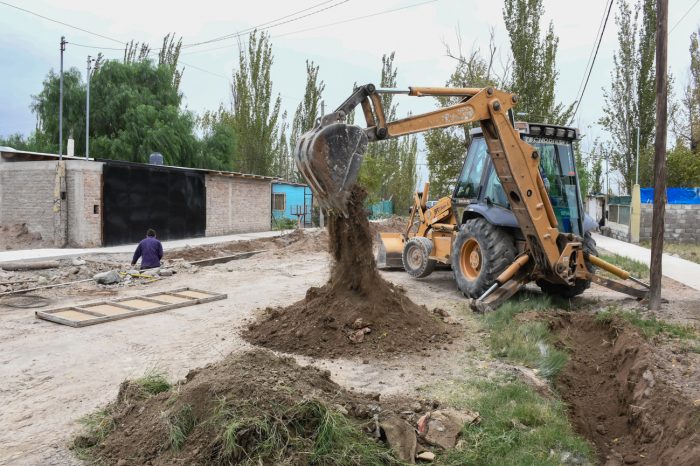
205;175;271;236
640;204;700;242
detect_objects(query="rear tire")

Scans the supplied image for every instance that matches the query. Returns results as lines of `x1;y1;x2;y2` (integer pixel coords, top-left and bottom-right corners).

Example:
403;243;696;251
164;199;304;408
537;232;598;298
451;218;517;298
402;237;437;278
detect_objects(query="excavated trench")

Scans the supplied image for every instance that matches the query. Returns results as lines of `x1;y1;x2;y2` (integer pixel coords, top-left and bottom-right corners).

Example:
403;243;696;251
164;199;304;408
552;313;699;466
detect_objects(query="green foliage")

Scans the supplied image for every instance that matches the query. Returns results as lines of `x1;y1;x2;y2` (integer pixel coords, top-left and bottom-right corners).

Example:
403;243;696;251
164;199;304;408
665;143;700;187
434;379;591;466
502;0;573;124
133;370;172;396
198;105;236;170
166;404;197;450
483;293;568;378
599;0;657;193
272;217;297;230
231;30;282;175
597;252;649;278
358;53;418;213
72;409;116;459
30;67;86;154
596;306;697;340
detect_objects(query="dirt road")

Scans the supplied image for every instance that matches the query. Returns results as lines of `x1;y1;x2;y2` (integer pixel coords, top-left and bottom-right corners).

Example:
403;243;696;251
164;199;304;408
1;232;699;465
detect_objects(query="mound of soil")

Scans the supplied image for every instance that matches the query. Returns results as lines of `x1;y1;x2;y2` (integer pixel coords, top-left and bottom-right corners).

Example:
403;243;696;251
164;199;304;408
171;229;329;262
552;314;700;465
79;349;441;465
244;187;452;359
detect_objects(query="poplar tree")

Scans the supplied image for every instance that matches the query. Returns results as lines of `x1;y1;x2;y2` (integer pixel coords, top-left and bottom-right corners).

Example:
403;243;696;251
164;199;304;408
599;0;656;193
503;0;572;124
231;30;282;175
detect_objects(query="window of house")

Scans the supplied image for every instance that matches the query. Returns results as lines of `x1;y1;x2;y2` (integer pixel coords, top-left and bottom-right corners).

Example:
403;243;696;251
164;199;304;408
273;193;286;211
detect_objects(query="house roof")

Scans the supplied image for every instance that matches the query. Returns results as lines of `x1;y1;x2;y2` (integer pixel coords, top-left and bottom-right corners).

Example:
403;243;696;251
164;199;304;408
272;180;309;187
0;147;276;181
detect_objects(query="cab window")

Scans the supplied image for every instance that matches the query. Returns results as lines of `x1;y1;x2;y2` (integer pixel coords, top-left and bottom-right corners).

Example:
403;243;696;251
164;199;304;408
454;138;488;200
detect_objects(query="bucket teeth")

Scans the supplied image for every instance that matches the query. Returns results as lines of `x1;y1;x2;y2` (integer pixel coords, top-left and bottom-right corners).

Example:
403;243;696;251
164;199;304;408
294;122;368;216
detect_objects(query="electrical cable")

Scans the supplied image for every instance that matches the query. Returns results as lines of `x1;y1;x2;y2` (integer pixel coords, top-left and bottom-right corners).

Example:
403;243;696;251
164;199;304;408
183;0;438;56
182;0;350;49
568;0;614;125
570;0;611;113
0;0;125;44
68;41;124;50
670;0;700;33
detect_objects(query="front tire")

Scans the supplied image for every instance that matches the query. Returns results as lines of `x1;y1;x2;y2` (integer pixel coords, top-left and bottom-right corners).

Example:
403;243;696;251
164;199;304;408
402;237;437;278
451;218;517;298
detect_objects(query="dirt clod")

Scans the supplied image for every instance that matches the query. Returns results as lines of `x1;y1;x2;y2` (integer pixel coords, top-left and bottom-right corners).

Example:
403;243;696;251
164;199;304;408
244;186;453;359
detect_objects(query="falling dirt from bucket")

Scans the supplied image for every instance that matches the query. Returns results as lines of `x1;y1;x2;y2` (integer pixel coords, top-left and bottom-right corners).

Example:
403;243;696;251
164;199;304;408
244;186;453;359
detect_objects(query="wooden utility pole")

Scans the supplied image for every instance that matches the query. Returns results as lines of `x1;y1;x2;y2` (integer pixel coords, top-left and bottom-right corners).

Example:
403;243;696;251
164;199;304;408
649;0;668;310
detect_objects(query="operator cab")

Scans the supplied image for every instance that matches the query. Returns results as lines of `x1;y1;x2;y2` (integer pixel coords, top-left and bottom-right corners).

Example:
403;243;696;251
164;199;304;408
453;122;587;237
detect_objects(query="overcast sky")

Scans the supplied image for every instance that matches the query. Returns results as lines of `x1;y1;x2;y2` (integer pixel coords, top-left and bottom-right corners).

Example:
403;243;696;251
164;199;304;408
1;0;699;188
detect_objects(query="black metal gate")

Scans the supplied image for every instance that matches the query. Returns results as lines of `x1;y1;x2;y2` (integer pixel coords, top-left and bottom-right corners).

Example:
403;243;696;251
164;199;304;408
102;162;206;246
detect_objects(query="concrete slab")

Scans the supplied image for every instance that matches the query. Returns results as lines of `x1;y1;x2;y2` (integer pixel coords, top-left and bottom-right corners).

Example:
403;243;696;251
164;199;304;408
0;229;304;265
593;233;700;291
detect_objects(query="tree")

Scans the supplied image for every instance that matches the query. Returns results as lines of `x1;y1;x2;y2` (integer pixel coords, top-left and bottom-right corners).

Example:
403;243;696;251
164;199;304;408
503;0;572;124
30;68;86;154
198;105;236;170
357;53;418;212
666;143;700;187
673;29;700;152
425;31;501;198
230;30;282;175
599;0;656;193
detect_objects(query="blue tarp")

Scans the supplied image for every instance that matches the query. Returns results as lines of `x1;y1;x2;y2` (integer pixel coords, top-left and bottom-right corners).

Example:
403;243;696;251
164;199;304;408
640;188;700;204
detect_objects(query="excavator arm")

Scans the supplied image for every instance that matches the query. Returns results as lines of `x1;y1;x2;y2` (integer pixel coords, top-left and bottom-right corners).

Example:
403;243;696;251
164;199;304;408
294;84;649;308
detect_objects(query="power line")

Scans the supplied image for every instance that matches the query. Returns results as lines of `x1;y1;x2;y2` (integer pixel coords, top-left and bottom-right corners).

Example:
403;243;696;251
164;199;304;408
182;0;350;49
570;0;610;112
0;0;125;44
568;0;614;125
670;0;700;33
183;0;438;56
274;0;438;39
68;41;124;51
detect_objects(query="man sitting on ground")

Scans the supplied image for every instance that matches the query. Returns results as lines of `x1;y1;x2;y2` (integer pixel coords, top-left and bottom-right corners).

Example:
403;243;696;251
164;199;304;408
131;228;163;270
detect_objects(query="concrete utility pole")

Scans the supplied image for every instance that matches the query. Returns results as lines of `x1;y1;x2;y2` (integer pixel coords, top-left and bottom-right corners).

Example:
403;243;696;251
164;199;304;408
59;36;66;158
85;55;92;159
649;0;668;310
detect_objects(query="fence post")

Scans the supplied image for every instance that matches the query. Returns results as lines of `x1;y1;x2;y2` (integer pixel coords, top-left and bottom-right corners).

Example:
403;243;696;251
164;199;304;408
630;183;641;243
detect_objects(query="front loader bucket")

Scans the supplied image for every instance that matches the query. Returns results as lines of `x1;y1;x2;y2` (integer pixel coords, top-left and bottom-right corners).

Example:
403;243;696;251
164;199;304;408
294;122;368;216
376;232;405;269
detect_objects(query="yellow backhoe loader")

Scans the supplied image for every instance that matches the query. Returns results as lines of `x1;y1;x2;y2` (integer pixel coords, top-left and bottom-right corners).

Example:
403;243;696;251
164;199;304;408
295;84;649;310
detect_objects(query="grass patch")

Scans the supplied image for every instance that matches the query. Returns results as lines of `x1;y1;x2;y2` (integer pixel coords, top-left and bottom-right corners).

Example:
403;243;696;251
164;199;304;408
71;409;116;461
597;306;698;340
597;252;649;278
210;398;402;465
166;404;197;451
639;240;700;264
272;217;298;231
483;293;568;378
133;370;171;396
431;379;592;466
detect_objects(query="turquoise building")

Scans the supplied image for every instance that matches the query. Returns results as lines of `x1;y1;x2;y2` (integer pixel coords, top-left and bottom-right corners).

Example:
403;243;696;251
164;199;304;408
271;181;313;226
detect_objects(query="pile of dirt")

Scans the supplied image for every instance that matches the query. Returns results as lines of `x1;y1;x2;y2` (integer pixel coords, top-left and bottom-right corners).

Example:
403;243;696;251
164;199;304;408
553;313;699;465
244;187;453;359
0;223;46;250
170;229;328;262
369;216;410;236
76;349;470;465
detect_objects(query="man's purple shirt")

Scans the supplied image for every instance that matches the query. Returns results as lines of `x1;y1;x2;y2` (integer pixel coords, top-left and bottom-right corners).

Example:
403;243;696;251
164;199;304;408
132;236;163;269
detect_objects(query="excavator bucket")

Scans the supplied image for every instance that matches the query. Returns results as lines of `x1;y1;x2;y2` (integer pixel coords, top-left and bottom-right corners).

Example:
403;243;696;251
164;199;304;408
376;232;405;269
294;121;368;215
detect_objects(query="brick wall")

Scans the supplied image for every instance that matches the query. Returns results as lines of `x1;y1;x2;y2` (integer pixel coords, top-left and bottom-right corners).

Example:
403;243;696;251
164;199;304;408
641;204;700;242
0;160;104;247
0;161;57;242
66;162;103;247
205;175;271;236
